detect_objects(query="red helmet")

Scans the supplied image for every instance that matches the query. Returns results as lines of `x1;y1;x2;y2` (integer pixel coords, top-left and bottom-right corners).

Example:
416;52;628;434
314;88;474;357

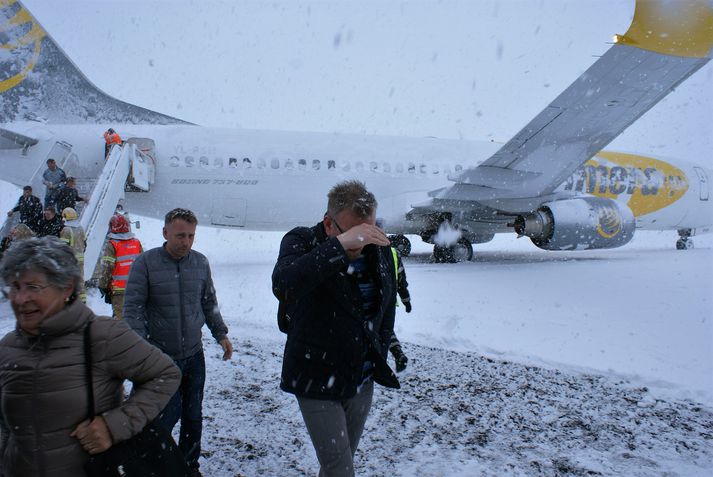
110;214;130;233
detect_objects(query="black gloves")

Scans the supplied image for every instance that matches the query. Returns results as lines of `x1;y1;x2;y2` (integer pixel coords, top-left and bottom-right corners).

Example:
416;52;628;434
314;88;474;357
404;301;412;313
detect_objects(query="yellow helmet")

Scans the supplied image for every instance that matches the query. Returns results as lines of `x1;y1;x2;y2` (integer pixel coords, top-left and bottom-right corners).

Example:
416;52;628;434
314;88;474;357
62;207;78;221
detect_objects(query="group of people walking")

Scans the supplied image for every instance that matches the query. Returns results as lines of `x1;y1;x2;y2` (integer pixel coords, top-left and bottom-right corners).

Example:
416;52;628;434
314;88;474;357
0;180;411;476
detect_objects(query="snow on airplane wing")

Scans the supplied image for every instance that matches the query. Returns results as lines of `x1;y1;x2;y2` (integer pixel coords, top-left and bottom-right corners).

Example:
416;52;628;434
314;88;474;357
436;0;713;214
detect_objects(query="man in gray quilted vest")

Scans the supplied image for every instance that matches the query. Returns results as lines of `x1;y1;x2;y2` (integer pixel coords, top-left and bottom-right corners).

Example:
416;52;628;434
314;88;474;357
124;207;233;477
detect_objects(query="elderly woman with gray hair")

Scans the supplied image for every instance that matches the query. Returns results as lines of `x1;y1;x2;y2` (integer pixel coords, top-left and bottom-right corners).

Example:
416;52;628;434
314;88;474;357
0;237;181;477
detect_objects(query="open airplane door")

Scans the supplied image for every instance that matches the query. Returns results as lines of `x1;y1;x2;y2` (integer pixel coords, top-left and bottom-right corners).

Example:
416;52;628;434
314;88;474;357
129;145;151;191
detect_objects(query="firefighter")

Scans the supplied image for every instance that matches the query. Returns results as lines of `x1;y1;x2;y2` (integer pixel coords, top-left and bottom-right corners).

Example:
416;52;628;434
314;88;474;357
59;207;87;302
99;214;143;319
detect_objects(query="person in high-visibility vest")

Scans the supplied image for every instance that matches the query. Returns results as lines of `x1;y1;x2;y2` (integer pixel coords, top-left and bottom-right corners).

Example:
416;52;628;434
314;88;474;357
103;128;122;158
389;246;411;372
99;213;143;319
59;207;87;302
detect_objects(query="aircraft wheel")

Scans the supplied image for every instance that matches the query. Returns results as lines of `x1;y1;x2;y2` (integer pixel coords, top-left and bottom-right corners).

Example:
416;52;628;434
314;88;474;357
676;238;694;250
452;238;474;262
390;234;411;257
433;239;473;263
433;244;454;263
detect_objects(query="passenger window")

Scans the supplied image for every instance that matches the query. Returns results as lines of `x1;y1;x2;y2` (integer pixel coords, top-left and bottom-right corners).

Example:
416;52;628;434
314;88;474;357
242;157;252;168
431;163;439;174
395;163;404;174
185;156;195;167
328;160;336;170
199;156;209;168
419;164;427;174
312;160;321;171
214;157;224;168
383;162;391;173
455;164;463;173
285;158;294;169
298;159;307;170
257;158;266;169
408;163;416;173
355;161;364;172
228;157;238;168
271;158;280;169
169;156;180;168
370;161;378;172
342;161;351;172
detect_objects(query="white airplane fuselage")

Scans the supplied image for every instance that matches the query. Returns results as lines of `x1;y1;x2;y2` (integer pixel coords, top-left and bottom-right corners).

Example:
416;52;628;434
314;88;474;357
1;122;711;239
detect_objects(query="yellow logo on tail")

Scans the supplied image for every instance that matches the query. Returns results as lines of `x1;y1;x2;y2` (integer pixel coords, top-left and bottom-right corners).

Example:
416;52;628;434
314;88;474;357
0;0;45;93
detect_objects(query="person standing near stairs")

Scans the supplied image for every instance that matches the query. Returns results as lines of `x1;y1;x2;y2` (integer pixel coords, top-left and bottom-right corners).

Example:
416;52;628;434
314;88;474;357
99;214;143;320
55;177;89;213
59;207;87;302
41;158;67;208
103;128;122;158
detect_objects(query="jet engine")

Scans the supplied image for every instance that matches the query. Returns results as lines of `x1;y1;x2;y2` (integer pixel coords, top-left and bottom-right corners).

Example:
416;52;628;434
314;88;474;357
513;197;635;250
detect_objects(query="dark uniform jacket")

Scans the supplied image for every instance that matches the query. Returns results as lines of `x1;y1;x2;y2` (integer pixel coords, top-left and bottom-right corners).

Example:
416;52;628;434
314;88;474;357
36;215;63;238
10;194;43;232
55;186;86;213
124;245;229;361
272;222;400;400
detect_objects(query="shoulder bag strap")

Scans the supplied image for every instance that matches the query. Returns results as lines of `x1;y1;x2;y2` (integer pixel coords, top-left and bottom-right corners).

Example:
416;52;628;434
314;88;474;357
83;320;96;420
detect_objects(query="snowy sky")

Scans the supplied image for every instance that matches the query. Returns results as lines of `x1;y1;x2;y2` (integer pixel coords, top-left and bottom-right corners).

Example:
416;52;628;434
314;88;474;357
21;0;713;162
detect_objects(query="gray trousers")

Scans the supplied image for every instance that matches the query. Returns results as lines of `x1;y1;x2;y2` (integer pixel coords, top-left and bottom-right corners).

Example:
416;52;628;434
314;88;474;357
296;381;374;477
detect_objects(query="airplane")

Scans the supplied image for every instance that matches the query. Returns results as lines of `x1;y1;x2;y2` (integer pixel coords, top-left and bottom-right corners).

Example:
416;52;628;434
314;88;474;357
1;0;711;277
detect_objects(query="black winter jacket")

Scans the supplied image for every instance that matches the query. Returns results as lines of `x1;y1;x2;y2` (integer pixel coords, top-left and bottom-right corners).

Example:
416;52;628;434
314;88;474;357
55;186;86;212
36;215;63;238
273;222;399;400
10;194;43;232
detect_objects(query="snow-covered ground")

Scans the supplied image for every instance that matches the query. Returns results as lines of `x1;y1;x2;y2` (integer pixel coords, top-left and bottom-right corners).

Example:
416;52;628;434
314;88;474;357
1;187;711;474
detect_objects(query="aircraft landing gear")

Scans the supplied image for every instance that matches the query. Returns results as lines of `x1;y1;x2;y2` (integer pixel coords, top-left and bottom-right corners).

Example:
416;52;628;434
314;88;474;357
389;234;412;257
433;238;473;263
676;228;694;250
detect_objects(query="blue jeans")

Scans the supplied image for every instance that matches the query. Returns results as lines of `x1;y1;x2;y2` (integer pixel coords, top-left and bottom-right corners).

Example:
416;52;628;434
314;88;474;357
160;350;206;470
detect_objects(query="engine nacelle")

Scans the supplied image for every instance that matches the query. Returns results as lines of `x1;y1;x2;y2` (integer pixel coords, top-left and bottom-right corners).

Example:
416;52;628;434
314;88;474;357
513;197;635;250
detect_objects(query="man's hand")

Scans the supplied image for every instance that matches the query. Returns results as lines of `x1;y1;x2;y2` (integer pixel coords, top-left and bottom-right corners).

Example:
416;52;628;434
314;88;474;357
219;337;233;361
337;223;390;260
404;301;412;313
70;416;113;455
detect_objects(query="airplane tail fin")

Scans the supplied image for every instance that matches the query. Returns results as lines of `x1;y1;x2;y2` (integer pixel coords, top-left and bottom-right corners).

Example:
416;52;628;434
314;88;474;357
616;0;713;58
0;0;188;125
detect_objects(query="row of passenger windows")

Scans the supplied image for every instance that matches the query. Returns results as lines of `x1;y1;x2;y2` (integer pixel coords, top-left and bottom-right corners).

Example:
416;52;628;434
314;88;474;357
168;155;464;175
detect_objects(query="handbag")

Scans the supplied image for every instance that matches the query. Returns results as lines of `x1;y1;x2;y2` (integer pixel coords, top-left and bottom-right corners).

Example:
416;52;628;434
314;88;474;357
82;320;190;477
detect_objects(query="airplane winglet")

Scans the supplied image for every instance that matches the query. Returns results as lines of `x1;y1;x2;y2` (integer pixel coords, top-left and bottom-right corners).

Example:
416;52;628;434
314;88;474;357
615;0;713;58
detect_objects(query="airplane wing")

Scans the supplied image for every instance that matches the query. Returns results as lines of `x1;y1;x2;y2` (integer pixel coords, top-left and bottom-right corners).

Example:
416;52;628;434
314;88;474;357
0;127;37;150
434;0;713;214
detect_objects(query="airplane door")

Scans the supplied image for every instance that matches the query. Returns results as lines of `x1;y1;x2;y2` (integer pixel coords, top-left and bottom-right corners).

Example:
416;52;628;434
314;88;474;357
130;148;151;191
211;198;247;227
694;167;709;201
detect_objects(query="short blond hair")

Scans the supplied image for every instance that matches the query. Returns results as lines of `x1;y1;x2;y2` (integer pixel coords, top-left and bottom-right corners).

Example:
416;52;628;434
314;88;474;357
327;180;377;219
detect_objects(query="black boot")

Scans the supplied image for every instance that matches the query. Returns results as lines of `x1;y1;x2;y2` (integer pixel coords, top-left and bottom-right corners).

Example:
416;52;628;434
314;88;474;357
391;345;409;372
